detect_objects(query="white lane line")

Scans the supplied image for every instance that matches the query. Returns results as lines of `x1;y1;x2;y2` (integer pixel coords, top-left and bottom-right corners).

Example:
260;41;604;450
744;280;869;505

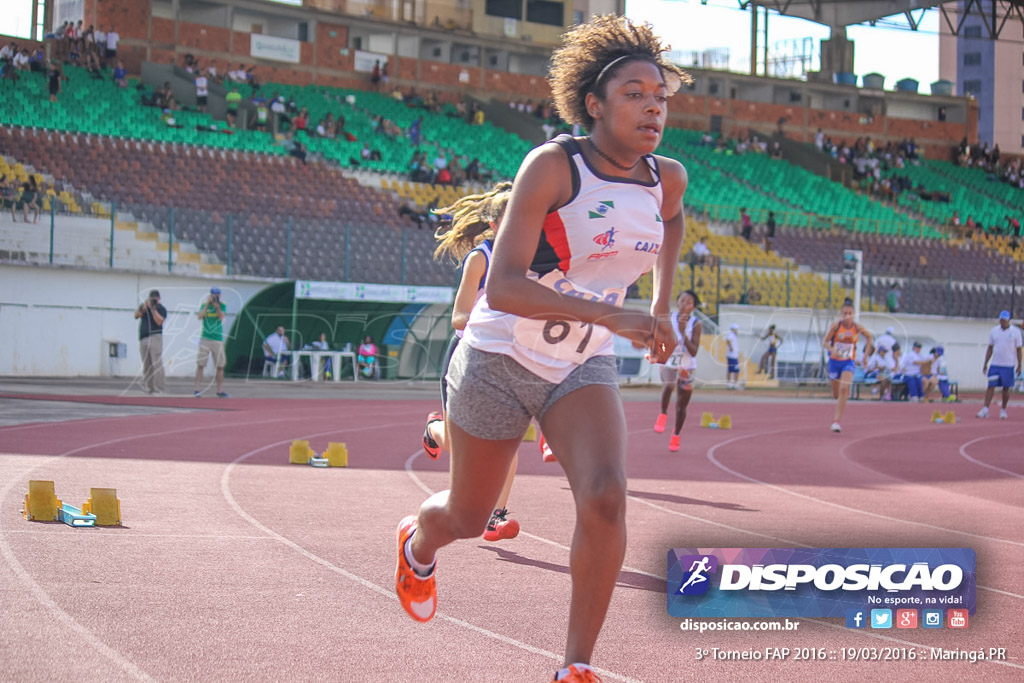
958;433;1024;480
222;424;644;683
402;421;1024;673
705;430;1024;547
0;415;303;682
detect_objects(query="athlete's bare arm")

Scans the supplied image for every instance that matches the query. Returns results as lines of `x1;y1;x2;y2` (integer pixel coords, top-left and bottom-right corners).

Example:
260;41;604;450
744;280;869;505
487;144;654;349
451;250;486;331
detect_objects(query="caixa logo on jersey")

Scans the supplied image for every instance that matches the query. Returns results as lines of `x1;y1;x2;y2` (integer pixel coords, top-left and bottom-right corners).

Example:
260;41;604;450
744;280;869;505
667;548;976;618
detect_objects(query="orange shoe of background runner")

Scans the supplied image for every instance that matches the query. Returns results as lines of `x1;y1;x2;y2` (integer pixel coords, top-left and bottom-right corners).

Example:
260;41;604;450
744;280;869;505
395;515;437;622
540;434;556;463
653;413;667;433
482;508;520;541
668;434;680;452
422;411;443;460
552;664;603;682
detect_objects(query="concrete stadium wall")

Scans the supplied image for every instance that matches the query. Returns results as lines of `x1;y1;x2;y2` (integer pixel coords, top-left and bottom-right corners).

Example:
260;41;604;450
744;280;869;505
0;266;1008;388
0;264;270;378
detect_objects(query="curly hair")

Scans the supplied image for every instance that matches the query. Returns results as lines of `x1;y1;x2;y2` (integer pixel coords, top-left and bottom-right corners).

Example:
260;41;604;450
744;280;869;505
549;15;691;130
432;182;512;264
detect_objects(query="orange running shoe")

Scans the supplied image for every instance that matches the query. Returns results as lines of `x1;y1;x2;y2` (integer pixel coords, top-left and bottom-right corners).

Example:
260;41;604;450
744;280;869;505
653;413;667;433
551;664;603;682
482;508;520;541
422;411;443;460
668;434;680;452
395;515;437;622
539;434;556;463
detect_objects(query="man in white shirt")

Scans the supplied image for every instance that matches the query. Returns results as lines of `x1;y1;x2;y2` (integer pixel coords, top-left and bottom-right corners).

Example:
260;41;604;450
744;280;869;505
263;326;292;378
12;49;29;71
864;346;895;400
105;27;120;59
194;72;208;112
875;326;897;352
978;310;1023;419
726;323;741;389
899;341;926;402
690;236;713;267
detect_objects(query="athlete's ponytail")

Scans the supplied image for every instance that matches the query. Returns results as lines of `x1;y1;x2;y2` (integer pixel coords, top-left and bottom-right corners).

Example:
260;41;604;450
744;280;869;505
432;182;512;264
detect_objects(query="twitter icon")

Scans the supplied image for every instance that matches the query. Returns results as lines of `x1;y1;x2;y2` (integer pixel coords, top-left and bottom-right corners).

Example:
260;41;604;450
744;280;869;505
870;609;893;629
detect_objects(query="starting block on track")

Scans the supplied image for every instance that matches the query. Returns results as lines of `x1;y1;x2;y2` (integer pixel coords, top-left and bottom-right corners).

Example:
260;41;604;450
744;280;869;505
523;423;538;442
289;440;315;464
324;442;348;467
82;488;122;526
23;480;60;521
932;410;957;424
291;440;348;467
700;412;714;428
700;413;732;429
57;501;96;527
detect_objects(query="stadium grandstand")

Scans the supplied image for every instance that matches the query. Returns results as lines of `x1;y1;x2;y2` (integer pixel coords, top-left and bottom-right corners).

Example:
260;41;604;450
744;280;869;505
0;0;1021;388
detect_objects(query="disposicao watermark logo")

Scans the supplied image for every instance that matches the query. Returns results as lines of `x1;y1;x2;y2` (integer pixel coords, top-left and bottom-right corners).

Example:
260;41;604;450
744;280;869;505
667;548;976;619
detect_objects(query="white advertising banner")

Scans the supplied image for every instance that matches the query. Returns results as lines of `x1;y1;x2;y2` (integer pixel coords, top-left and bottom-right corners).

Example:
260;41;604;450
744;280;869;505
295;280;453;303
353;49;389;73
250;34;301;64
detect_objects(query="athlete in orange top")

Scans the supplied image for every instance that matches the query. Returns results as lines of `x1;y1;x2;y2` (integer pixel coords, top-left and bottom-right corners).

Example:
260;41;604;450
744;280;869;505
822;298;873;433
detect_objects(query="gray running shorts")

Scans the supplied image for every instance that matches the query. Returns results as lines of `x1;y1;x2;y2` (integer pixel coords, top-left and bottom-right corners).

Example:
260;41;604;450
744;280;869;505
445;343;619;441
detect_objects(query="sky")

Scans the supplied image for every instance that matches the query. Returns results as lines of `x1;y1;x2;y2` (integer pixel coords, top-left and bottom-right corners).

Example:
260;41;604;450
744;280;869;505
1;0;941;87
626;0;941;88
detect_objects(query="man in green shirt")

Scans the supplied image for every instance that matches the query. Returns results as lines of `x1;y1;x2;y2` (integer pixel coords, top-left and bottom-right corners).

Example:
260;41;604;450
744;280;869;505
195;287;228;397
226;87;242;127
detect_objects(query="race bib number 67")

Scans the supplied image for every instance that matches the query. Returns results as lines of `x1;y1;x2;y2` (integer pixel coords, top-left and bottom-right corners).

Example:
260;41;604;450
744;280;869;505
512;272;621;363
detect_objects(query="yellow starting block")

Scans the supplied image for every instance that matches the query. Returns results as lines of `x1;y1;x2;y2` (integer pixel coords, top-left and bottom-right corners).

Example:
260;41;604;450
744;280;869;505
23;480;60;521
523;423;538;442
325;442;348;467
717;414;732;430
82;488;122;526
700;412;715;428
289;440;316;464
943;410;957;424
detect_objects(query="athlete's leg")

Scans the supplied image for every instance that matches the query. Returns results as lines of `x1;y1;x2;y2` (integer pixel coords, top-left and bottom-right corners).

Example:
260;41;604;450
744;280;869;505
408;418;521;566
493;452;518;510
834;370;853;422
659;381;674;414
539;385;627;668
1001;386;1011;410
830;378;840;400
672;384;693;435
983;385;995;408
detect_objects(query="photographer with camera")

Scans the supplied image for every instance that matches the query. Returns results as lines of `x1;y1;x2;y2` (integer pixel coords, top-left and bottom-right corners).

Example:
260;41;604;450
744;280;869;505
134;289;166;394
195;287;228;397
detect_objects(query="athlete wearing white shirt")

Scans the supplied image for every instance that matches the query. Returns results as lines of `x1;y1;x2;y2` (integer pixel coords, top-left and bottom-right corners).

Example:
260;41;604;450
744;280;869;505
865;347;895;400
725;323;741;388
978;311;1023;419
653;290;702;452
395;20;689;678
875;327;897;352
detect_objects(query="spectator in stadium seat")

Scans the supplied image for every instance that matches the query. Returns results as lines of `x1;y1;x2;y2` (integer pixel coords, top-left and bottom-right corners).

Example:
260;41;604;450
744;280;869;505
874;326;896;353
47;62;63;103
29;47;45;73
13;48;30;73
886;283;901;313
764;211;776;252
689;235;713;267
254;99;269;132
900;341;926;402
194;70;209;113
864;345;895;400
263;326;291;378
357;336;378;378
225;86;241;126
105;26;119;60
112;59;127;87
739;207;752;241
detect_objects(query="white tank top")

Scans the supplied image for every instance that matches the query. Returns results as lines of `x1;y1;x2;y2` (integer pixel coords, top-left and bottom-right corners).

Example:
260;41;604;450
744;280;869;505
455;240;492;339
665;311;698;371
464;135;666;383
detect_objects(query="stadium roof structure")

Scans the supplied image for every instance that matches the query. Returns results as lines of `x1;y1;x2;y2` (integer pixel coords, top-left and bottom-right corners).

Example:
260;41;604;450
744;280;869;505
752;0;1024;37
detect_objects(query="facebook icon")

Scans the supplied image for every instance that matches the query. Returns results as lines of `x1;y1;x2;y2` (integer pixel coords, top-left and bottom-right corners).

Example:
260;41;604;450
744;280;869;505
845;609;866;629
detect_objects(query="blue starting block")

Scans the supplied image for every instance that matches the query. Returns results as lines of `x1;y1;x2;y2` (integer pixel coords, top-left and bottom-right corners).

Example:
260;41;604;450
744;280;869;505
57;502;96;527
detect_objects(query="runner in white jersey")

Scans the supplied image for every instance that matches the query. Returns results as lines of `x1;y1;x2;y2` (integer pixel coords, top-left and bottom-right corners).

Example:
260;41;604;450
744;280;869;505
655;290;704;454
395;17;689;682
653;290;702;452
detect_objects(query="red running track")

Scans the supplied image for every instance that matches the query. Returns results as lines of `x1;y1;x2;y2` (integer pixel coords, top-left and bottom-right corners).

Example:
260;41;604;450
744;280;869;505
0;396;1022;681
